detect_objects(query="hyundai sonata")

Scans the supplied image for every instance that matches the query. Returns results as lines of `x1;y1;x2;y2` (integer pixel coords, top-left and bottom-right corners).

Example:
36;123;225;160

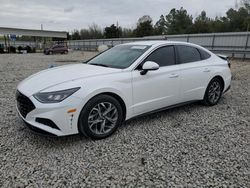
16;41;231;139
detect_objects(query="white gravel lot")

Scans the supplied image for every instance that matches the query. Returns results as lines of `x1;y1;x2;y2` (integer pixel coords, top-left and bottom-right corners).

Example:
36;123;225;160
0;51;250;187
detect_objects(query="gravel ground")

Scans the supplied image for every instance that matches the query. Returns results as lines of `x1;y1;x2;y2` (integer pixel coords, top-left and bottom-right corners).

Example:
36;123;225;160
0;52;250;187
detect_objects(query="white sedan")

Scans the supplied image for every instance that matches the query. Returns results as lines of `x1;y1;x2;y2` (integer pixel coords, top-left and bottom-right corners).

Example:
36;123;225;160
16;41;231;139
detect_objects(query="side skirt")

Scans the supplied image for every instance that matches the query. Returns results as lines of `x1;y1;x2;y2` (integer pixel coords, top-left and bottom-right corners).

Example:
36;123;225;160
126;100;199;122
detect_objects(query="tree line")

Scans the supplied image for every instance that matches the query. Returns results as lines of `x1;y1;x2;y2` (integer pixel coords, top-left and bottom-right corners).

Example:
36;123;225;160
69;0;250;40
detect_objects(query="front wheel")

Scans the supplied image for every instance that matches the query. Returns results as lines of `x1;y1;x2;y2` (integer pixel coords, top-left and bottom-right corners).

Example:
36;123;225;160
78;95;123;139
203;77;223;106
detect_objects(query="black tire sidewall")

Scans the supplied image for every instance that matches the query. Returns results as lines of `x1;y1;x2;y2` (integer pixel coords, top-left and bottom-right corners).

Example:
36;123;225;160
203;78;223;106
78;95;123;139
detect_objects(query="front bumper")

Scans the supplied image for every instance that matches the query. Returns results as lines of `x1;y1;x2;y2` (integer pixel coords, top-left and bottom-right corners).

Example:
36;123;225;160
16;91;83;136
22;120;58;137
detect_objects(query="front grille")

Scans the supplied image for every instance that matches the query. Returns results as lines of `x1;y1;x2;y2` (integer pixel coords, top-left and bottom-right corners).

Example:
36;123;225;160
16;91;35;118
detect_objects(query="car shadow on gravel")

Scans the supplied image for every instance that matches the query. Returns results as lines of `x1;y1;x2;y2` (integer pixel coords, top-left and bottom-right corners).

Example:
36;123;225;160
122;102;203;127
16;119;91;148
16;99;223;148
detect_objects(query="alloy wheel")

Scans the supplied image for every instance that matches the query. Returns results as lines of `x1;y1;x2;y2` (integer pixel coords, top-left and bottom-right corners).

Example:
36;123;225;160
208;80;221;104
88;102;118;135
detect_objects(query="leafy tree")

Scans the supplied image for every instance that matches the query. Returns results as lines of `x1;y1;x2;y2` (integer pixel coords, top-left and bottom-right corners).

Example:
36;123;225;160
192;11;211;33
226;7;249;31
209;17;230;32
241;0;250;31
121;28;135;38
67;1;250;40
71;30;81;40
242;0;250;10
134;15;154;37
88;23;103;39
165;7;193;34
80;29;90;39
104;24;122;38
78;24;103;39
67;32;71;40
154;15;167;35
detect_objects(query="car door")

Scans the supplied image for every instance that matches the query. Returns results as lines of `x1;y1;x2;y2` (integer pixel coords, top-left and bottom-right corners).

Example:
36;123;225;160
51;45;58;53
54;45;62;53
58;45;65;53
175;45;213;102
132;45;181;116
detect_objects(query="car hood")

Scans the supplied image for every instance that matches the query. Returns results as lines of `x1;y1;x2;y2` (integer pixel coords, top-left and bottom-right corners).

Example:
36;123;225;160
18;63;121;97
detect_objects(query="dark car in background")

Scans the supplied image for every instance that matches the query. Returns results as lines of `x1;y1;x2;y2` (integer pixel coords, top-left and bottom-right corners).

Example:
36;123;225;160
44;44;68;55
0;44;5;53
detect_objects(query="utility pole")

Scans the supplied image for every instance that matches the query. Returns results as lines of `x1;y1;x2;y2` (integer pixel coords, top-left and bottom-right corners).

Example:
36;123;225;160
235;0;239;9
116;21;119;38
4;35;7;52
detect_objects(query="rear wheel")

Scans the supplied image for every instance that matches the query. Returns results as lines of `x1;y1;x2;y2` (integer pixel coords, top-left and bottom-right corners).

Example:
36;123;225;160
203;77;223;106
78;95;123;139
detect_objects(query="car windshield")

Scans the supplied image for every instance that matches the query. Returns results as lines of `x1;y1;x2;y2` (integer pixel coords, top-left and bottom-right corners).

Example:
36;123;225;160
87;45;150;69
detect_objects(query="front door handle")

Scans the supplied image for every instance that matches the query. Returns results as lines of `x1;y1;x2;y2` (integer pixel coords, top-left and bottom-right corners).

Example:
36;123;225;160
169;74;179;78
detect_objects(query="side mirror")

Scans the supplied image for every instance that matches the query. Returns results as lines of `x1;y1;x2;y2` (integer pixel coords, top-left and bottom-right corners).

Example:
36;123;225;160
140;61;159;75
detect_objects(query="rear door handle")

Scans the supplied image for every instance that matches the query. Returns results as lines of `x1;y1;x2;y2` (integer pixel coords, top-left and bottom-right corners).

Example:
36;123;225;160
169;74;179;78
203;68;211;73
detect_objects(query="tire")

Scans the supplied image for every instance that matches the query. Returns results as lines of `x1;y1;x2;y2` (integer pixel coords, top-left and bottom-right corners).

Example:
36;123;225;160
202;77;223;106
49;51;53;55
78;95;123;140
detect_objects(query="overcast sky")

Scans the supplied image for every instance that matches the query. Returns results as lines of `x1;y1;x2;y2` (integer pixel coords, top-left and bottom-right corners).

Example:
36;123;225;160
0;0;237;32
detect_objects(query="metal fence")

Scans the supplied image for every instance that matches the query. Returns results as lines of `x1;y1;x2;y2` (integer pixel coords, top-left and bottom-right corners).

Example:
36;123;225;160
67;32;250;59
1;32;250;58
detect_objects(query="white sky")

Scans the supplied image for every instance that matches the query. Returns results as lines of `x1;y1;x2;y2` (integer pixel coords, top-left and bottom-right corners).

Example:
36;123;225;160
0;0;237;32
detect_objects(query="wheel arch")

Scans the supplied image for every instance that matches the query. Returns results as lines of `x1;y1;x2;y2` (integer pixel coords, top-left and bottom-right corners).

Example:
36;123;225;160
80;91;127;122
99;92;127;122
203;75;225;100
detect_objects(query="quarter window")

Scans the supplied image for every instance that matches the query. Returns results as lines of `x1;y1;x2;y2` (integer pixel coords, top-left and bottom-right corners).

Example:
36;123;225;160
199;49;211;60
144;46;175;67
176;45;201;64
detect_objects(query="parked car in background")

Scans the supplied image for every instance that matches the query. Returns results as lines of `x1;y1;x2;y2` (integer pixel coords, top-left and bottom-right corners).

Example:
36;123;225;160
44;44;68;55
16;41;231;139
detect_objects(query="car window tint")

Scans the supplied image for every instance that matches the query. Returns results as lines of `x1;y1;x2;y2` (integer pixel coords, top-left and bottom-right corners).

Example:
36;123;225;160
199;49;211;60
176;45;201;64
144;46;175;67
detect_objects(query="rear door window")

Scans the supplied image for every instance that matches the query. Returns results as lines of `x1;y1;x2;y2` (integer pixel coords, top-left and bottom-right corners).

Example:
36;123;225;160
176;45;201;64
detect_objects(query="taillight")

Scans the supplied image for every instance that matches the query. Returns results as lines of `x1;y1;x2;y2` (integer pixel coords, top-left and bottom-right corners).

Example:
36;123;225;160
228;61;231;69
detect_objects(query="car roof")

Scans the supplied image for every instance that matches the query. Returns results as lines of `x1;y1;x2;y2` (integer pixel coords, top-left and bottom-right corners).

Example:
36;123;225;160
122;40;198;47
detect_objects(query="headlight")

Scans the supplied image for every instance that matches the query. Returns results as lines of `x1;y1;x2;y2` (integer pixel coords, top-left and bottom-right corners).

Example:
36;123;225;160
33;87;80;103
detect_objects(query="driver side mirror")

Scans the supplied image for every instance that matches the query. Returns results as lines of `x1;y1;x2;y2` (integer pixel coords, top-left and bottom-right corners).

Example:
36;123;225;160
140;61;159;75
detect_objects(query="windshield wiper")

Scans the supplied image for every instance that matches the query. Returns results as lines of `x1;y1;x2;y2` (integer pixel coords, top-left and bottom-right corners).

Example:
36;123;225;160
89;63;110;67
